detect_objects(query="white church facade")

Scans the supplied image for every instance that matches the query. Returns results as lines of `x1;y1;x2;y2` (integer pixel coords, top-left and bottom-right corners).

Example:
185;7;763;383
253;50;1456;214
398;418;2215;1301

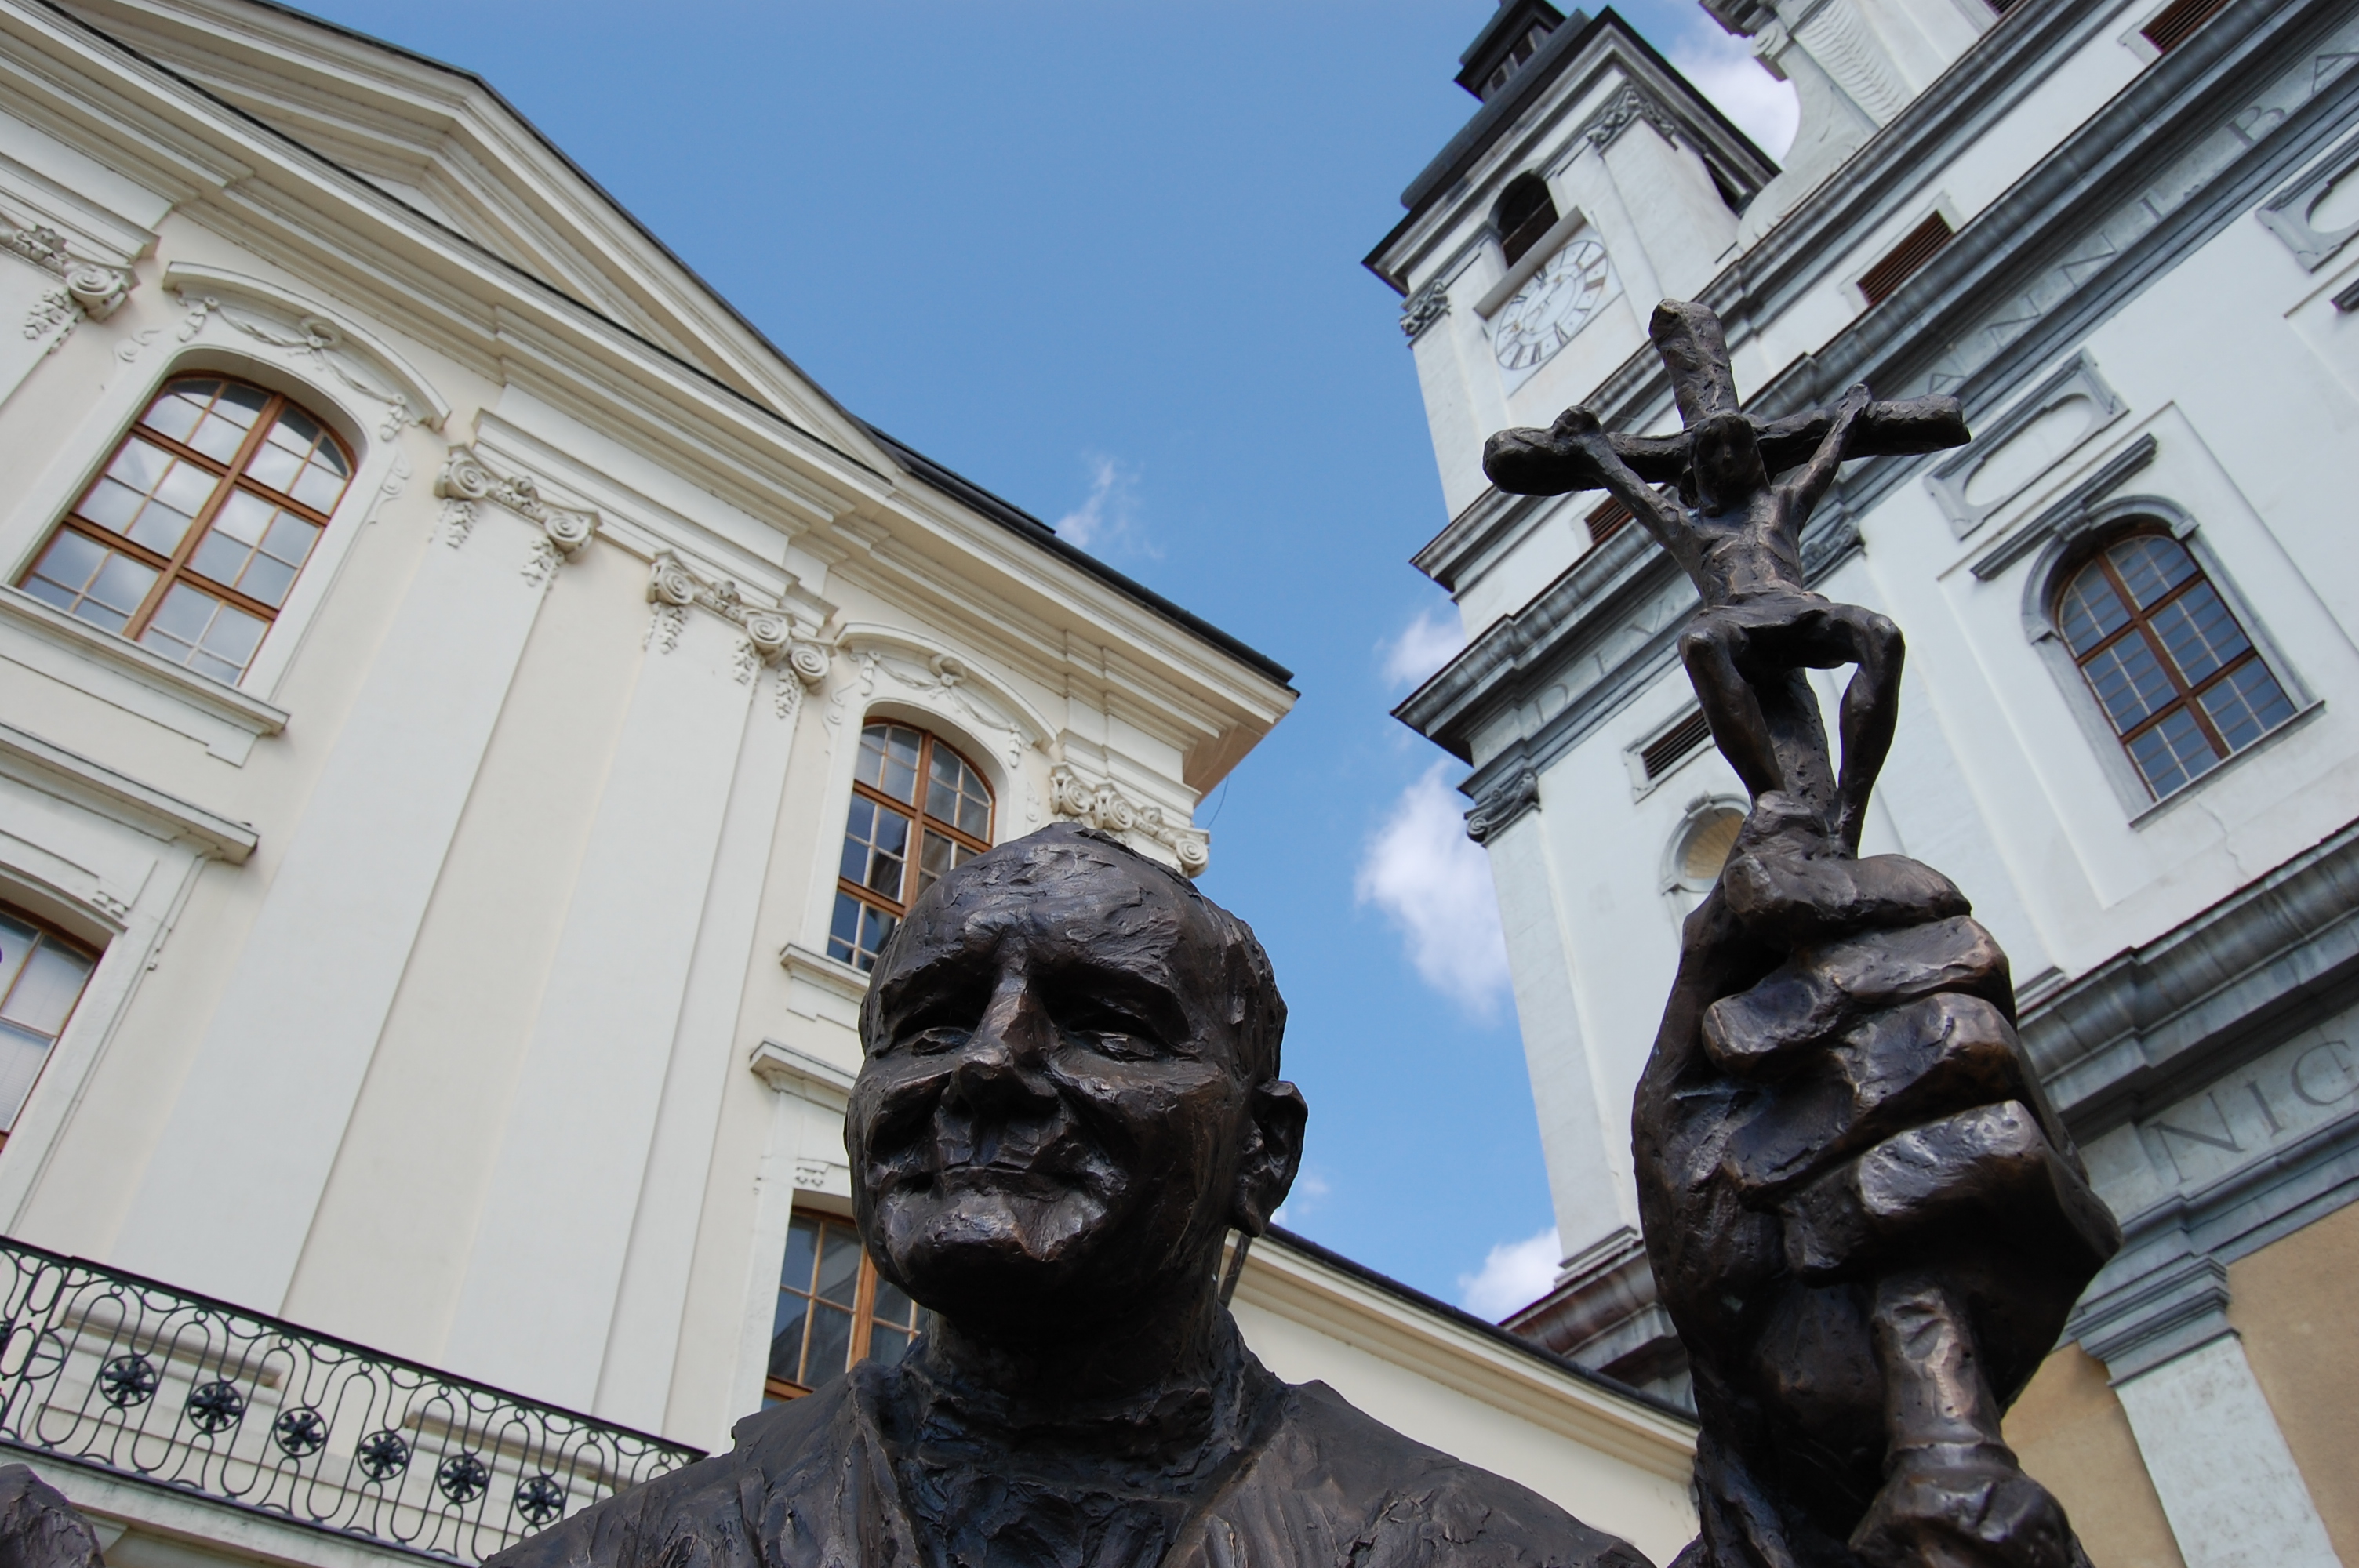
0;1;1708;1566
1376;0;2359;1563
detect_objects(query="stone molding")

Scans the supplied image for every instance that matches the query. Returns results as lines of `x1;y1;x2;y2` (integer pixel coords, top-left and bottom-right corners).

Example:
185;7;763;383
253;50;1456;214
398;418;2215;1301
2070;1252;2234;1381
0;720;257;866
5;220;134;350
162;263;449;440
1968;432;2158;583
1047;765;1209;876
2021;816;2359;1133
748;1035;858;1102
434;445;598;588
2256;128;2359;269
1930;351;2130;540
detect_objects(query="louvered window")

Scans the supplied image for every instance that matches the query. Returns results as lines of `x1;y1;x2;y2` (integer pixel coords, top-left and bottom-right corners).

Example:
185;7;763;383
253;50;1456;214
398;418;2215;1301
2142;0;2229;53
1859;213;1955;307
1496;174;1561;267
1641;710;1714;781
1587;496;1635;546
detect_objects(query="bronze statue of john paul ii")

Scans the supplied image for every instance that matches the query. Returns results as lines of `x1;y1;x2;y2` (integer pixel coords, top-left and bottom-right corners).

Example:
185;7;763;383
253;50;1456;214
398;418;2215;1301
489;822;1655;1568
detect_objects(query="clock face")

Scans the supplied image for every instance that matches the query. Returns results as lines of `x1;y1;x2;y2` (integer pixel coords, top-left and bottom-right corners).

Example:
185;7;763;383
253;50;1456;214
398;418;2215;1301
1492;238;1616;374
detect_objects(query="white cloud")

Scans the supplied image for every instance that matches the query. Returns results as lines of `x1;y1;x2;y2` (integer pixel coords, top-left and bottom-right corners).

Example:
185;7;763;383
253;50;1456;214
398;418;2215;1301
1667;23;1798;161
1381;606;1466;691
1053;453;1155;556
1354;763;1513;1018
1270;1168;1332;1229
1458;1225;1562;1321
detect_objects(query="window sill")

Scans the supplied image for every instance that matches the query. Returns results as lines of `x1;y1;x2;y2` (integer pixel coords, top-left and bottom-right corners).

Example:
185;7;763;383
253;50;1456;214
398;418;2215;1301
2128;699;2324;829
749;1036;859;1101
0;587;287;764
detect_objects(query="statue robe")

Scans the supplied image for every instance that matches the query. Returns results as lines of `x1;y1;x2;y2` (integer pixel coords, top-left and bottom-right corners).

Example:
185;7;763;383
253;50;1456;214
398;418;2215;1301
490;1349;1653;1568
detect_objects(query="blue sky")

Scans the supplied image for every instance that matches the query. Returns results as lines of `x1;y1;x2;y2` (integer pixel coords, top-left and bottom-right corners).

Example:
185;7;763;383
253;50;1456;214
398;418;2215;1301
295;0;1795;1309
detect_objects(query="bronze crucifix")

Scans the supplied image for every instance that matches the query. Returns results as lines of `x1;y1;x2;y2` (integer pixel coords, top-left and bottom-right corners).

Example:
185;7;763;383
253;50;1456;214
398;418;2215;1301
1485;302;2120;1568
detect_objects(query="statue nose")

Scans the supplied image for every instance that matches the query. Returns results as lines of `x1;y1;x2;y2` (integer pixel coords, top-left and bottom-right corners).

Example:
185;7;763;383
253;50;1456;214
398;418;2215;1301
943;980;1058;1122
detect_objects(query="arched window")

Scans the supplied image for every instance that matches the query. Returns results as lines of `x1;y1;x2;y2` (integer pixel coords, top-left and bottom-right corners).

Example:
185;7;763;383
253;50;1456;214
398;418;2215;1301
2055;532;2294;798
828;722;994;971
0;905;98;1152
1495;173;1560;267
17;376;353;684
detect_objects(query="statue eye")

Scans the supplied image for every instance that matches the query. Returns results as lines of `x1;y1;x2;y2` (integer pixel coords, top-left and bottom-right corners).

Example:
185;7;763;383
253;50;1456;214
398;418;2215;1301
902;1025;970;1056
1049;997;1162;1058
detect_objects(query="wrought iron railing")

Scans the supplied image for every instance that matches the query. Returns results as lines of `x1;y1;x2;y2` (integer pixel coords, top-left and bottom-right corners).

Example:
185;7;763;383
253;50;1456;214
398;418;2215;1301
0;1239;704;1563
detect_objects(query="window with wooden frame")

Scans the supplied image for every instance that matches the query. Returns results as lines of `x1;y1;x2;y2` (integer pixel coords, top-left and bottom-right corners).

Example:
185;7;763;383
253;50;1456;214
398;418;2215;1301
16;376;354;684
0;906;100;1151
765;1210;932;1402
2055;532;2295;799
828;722;994;972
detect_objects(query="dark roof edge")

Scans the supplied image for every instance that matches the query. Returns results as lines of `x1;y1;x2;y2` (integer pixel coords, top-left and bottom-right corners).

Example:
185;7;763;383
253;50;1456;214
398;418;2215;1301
858;424;1296;690
1260;1225;1696;1425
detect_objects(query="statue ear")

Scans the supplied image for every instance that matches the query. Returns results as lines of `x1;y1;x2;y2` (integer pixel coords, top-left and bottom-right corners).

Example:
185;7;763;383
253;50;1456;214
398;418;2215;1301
1231;1080;1308;1236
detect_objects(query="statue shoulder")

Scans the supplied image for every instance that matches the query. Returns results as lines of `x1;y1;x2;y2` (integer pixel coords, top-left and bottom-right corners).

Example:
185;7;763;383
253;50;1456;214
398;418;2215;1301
1254;1380;1657;1568
484;1388;852;1568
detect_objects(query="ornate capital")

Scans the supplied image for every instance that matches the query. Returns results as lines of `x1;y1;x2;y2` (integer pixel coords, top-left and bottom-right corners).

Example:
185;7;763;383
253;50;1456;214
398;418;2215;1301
1579;83;1680;151
435;445;598;583
642;550;831;694
1047;764;1211;876
7;222;135;348
1400;281;1450;342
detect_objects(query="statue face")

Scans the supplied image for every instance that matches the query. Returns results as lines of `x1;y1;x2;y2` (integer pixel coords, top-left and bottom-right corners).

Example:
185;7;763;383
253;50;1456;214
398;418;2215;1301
849;833;1296;1334
1692;412;1766;513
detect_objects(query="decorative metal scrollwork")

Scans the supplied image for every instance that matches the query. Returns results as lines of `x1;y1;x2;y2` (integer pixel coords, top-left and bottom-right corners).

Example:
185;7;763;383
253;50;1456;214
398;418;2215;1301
513;1475;566;1526
273;1406;327;1457
437;1452;490;1505
97;1354;157;1408
355;1428;411;1481
0;1239;700;1562
185;1379;245;1433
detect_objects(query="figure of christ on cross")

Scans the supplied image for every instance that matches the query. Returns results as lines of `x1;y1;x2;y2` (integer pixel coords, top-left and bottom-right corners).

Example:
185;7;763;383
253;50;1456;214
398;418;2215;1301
1485;299;1968;853
1485;301;2119;1568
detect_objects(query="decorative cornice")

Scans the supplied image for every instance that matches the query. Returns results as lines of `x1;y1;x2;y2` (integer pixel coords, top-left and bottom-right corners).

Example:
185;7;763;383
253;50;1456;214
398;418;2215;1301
1400;280;1451;342
1047;765;1210;876
2070;1253;2234;1382
1578;82;1680;151
6;221;134;352
434;445;598;587
0;720;257;865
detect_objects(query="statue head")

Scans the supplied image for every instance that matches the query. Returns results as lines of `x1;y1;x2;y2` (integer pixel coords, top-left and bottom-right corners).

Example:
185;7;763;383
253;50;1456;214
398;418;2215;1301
848;824;1305;1340
1690;409;1767;514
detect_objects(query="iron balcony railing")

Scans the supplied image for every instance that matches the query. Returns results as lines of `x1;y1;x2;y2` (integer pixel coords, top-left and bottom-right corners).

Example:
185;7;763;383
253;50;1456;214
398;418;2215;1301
0;1238;704;1563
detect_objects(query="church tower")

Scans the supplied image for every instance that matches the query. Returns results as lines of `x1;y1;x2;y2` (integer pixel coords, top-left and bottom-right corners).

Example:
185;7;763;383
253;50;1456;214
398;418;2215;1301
1375;0;2359;1558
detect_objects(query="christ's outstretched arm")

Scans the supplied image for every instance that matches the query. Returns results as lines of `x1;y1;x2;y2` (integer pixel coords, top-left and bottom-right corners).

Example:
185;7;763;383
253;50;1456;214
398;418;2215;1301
1774;383;1872;533
1536;408;1690;555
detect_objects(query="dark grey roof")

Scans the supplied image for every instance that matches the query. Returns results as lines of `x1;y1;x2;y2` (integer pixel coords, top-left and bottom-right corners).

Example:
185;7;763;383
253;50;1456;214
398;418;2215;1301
1402;8;1596;214
859;426;1295;688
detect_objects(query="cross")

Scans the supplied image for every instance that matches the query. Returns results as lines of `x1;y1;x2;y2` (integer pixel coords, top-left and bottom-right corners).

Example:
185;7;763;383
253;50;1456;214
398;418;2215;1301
1478;300;1971;853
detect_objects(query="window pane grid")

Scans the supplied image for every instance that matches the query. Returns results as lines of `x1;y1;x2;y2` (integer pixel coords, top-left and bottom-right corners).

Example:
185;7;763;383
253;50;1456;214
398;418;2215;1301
765;1212;936;1404
2061;535;2294;798
830;724;993;972
0;909;98;1145
14;377;351;684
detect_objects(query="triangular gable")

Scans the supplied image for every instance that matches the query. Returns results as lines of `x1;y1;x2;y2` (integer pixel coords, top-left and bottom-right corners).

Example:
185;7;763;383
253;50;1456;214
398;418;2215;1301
59;0;891;466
